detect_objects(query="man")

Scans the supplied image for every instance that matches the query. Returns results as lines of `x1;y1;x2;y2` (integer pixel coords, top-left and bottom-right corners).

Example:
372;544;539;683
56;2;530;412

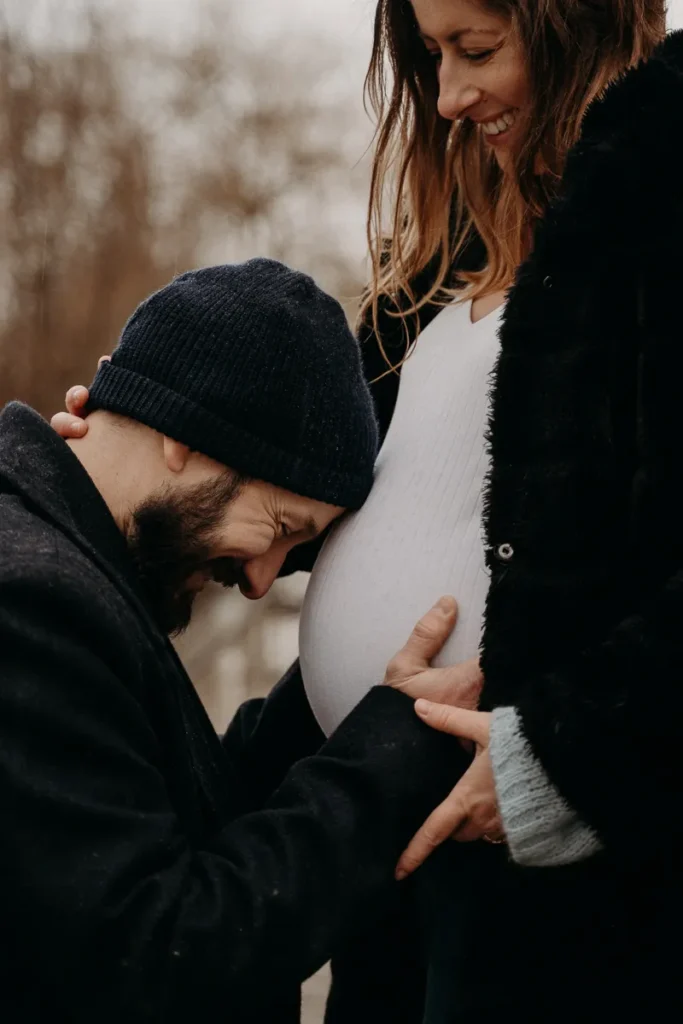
0;259;464;1023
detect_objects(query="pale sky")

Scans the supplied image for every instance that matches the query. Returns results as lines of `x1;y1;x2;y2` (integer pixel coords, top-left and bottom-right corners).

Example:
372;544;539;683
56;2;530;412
271;0;683;34
124;0;683;41
254;0;683;33
18;0;683;44
124;0;683;32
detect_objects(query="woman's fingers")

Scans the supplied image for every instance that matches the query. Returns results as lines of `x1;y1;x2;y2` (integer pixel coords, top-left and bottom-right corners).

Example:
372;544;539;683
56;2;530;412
53;364;103;438
396;746;503;877
453;818;503;844
414;700;490;746
395;788;467;879
384;597;458;684
65;385;89;416
50;412;87;438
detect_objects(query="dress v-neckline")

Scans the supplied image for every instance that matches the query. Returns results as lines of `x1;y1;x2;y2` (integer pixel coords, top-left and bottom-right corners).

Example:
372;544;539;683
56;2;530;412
469;300;505;326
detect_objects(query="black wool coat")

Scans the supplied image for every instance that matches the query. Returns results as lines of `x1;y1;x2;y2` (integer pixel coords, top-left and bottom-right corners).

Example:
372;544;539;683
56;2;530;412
0;403;464;1024
284;29;683;1021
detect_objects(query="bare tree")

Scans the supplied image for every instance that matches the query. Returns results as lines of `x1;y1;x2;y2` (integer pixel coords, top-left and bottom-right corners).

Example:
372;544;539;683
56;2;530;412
0;2;368;415
1;16;366;1011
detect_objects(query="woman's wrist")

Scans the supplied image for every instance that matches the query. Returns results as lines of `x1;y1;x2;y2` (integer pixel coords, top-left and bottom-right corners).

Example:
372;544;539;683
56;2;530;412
490;706;603;867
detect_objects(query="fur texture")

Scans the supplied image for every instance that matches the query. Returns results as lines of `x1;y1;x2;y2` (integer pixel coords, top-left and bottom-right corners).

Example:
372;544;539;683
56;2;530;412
481;29;683;858
357;31;683;863
268;34;683;1018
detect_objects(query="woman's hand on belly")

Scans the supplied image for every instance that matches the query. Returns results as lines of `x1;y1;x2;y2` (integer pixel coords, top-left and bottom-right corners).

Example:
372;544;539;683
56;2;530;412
395;706;504;880
383;599;503;879
384;596;483;713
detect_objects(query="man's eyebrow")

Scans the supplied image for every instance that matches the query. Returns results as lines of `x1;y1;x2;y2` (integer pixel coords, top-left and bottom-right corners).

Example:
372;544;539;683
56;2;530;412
419;27;498;44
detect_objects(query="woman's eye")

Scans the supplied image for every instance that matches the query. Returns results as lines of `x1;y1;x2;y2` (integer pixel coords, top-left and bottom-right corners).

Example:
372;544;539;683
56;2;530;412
427;50;442;63
464;49;496;63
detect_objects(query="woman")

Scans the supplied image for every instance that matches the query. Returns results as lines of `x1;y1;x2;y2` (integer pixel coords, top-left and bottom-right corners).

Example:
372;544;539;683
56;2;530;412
55;1;682;1020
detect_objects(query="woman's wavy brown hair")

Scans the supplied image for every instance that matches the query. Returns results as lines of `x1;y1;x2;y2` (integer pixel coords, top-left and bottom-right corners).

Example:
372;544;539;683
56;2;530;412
361;0;666;355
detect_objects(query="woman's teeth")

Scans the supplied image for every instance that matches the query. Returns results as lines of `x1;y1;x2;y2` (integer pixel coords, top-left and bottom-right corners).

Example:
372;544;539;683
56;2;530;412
481;110;516;136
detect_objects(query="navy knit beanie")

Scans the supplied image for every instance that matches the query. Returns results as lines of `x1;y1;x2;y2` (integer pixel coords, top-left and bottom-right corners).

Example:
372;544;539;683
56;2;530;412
86;259;378;509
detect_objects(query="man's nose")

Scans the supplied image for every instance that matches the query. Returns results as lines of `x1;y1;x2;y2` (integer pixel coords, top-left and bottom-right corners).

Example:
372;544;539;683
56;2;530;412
437;59;483;122
239;550;288;601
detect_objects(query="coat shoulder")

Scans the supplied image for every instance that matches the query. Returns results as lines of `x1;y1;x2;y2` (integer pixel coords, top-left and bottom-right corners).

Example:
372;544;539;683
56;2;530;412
0;493;139;654
0;493;103;589
562;31;683;215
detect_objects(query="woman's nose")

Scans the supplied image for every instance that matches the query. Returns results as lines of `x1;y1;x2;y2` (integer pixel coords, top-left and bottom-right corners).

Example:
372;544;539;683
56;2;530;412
437;61;483;122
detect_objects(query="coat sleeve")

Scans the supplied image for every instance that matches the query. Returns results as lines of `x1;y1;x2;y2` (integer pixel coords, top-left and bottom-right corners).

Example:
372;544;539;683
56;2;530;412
489;706;603;867
506;250;683;865
507;567;683;864
0;571;457;1022
220;659;325;812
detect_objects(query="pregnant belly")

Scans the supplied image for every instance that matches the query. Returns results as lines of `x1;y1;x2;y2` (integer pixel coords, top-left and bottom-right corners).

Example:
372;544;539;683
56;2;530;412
299;501;489;736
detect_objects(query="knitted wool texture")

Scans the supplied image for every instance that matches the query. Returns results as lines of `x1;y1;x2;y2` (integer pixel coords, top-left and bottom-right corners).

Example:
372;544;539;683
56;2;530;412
87;259;378;508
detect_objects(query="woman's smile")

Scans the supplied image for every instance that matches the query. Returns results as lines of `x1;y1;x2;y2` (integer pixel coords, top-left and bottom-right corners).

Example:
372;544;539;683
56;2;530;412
474;107;519;146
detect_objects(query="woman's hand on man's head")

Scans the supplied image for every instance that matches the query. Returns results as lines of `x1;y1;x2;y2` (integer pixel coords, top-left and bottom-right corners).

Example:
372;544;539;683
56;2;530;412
50;356;109;439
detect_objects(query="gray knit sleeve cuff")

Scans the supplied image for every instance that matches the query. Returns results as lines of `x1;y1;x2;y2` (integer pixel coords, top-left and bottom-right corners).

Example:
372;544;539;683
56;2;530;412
489;706;603;868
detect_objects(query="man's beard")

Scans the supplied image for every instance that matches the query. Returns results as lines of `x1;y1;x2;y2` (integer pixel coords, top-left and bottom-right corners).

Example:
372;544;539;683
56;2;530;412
125;471;247;636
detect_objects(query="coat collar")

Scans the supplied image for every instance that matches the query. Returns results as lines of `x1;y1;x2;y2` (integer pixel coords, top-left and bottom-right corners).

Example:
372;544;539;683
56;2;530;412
502;29;683;322
580;29;683;147
0;402;146;603
549;29;683;235
0;402;233;821
369;31;683;354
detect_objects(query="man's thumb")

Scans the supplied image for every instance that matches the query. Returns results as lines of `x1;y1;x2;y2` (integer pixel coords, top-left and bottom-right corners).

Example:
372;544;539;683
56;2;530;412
399;597;458;668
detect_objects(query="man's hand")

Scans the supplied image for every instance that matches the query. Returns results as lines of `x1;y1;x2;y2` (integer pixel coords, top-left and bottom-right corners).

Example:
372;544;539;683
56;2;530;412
395;703;504;880
384;597;483;710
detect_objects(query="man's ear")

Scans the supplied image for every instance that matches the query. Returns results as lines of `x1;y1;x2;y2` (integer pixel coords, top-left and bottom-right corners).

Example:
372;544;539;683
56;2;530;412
163;436;192;474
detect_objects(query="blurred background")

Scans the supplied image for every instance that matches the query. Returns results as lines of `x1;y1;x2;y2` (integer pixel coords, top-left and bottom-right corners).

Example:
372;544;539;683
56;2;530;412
0;3;375;1015
2;1;683;1019
0;0;376;727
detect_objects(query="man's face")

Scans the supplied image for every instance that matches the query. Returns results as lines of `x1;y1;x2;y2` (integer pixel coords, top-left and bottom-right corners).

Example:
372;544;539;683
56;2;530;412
126;471;343;636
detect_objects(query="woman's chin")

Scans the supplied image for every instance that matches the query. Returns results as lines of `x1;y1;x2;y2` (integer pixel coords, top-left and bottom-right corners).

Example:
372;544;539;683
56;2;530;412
490;144;514;172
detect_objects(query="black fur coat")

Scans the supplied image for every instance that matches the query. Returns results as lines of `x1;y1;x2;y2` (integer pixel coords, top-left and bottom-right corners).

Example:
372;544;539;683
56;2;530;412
354;29;683;866
280;30;683;1020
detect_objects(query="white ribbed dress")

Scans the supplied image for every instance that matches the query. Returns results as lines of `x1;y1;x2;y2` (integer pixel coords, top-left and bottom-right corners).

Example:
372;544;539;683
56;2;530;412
299;299;502;737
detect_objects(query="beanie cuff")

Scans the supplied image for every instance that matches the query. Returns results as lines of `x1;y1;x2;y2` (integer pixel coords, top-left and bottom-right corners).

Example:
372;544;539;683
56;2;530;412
86;361;373;509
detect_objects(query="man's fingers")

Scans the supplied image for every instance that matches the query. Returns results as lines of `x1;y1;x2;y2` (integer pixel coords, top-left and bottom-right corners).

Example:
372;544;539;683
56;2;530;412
441;656;483;708
97;354;111;368
414;700;489;745
50;412;87;438
400;597;458;664
385;597;457;683
405;657;483;706
395;790;467;879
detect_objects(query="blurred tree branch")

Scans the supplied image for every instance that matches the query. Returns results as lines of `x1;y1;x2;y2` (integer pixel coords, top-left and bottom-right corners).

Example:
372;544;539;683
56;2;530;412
0;2;368;414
